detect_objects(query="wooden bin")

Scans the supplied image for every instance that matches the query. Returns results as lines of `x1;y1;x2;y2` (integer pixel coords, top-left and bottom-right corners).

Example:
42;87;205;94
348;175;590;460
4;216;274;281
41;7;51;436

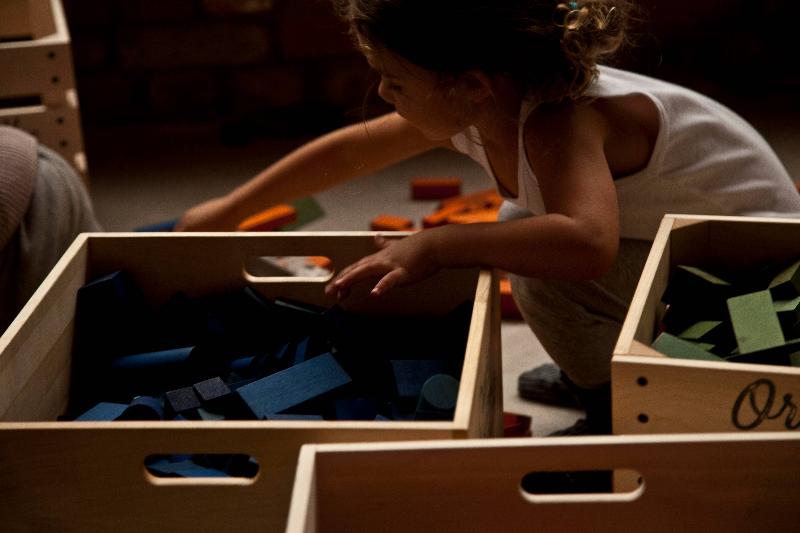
0;232;503;533
613;214;800;434
286;432;800;532
0;0;87;180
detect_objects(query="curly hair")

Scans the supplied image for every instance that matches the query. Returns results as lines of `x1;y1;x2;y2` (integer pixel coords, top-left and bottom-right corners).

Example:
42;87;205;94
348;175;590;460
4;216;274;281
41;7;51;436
332;0;634;103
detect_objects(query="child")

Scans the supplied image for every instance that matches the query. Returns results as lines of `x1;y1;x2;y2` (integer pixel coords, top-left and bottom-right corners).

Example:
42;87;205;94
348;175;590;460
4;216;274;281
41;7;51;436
176;0;800;434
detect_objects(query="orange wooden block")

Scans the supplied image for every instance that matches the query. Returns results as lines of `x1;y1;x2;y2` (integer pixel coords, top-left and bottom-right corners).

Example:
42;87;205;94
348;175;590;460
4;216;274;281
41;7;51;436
422;202;471;228
500;277;522;320
237;204;298;232
370;214;414;231
410;177;462;200
439;188;502;210
446;208;499;225
307;256;333;271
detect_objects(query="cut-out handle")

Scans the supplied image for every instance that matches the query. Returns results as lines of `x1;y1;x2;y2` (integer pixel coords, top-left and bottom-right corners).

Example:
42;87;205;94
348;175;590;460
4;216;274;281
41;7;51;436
144;453;260;485
519;468;644;504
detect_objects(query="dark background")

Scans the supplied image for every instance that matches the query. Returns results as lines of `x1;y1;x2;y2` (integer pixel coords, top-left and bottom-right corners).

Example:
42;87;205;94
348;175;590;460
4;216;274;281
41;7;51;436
62;0;798;144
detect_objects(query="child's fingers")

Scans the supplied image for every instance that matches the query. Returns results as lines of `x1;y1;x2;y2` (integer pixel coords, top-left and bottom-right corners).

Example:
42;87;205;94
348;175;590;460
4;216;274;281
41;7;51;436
325;261;390;299
370;269;408;297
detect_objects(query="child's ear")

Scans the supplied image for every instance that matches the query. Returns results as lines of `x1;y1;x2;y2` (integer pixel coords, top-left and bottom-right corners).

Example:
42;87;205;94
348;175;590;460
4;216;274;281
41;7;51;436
458;70;494;103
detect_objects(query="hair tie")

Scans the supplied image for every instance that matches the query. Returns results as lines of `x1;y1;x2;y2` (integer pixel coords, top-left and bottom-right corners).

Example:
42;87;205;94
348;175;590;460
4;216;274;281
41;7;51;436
569;1;579;9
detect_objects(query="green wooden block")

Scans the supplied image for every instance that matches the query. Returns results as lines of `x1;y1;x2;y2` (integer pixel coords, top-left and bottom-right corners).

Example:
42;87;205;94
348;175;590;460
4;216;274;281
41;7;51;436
791;352;800;367
773;296;800;336
677;319;736;355
661;265;733;317
727;290;785;354
726;337;800;367
651;332;725;362
768;259;800;300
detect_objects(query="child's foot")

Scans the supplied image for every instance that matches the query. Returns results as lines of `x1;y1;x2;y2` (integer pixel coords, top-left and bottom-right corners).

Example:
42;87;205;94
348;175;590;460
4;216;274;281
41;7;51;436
517;363;580;408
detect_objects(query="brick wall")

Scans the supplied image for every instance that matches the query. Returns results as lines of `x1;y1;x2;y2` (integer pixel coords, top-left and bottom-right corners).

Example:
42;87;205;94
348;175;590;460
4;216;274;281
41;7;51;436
63;0;795;143
63;0;389;144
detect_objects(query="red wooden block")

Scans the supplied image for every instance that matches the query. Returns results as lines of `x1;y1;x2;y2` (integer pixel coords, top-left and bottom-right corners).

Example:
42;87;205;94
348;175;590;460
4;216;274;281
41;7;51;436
370;214;414;231
500;277;522;320
411;177;462;200
503;411;532;437
237;204;298;231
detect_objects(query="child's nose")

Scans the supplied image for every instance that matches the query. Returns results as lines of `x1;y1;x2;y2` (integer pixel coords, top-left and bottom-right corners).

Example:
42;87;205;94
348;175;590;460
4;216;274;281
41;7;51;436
377;79;394;104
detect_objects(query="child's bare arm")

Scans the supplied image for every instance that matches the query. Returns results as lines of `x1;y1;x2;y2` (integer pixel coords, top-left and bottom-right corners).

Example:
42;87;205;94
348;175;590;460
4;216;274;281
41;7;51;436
325;102;620;298
176;112;446;231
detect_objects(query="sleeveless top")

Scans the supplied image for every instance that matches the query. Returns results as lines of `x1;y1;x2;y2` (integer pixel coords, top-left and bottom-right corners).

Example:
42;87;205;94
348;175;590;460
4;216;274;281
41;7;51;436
451;66;800;240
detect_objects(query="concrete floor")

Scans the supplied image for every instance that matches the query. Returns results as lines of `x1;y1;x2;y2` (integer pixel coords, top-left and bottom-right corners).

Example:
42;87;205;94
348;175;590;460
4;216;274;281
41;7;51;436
86;99;800;436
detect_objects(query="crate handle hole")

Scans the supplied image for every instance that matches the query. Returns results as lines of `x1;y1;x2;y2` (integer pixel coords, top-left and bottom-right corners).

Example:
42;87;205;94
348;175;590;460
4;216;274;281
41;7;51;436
637;413;649;423
637;376;648;387
519;469;643;503
244;255;333;281
144;453;259;485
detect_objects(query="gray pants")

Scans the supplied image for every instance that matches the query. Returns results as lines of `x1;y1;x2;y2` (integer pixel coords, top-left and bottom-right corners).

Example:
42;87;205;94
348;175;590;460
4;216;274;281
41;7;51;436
499;202;651;389
0;146;101;333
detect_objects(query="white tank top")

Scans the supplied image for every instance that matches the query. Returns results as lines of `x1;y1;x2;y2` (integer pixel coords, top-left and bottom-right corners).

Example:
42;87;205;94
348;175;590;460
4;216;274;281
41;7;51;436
451;66;800;240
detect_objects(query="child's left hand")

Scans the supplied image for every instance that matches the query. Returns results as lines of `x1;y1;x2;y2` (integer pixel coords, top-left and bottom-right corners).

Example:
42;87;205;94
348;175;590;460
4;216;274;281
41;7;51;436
325;232;441;299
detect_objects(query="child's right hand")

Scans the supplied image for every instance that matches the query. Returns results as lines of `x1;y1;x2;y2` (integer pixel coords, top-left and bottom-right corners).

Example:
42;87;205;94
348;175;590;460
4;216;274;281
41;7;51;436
174;196;241;232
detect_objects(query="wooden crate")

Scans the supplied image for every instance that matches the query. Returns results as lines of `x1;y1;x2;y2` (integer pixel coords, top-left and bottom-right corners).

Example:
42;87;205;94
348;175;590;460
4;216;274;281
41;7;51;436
0;232;502;532
0;0;76;104
613;214;800;434
0;88;86;174
286;432;800;532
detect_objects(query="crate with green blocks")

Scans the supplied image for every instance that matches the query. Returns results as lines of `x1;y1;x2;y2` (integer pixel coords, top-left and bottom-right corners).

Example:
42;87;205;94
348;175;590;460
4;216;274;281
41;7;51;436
613;215;800;435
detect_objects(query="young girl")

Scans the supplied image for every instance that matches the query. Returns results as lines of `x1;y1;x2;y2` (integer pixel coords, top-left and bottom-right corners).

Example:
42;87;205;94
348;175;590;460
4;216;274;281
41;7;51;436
176;0;800;434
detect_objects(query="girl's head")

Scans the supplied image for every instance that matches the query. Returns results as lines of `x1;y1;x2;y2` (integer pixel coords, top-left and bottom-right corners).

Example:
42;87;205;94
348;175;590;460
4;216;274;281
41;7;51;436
334;0;633;105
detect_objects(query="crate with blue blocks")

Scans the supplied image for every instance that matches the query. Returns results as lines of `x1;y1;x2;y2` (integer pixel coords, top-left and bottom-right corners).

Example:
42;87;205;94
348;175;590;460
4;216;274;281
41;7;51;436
0;232;502;533
613;214;800;435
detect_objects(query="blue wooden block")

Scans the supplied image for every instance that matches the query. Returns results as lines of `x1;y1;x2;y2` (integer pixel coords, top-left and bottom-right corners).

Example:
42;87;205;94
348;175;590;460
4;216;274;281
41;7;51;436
391;359;446;399
146;459;228;478
118;396;164;420
193;376;231;410
236;352;351;418
263;413;324;420
414;374;459;421
334;397;379;420
74;402;128;421
374;414;391;421
111;346;195;370
164;386;201;418
134;219;177;232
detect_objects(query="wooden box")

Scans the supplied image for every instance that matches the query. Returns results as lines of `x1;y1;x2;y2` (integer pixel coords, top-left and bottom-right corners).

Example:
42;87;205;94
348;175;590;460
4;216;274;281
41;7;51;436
286;432;800;532
0;0;76;104
0;232;502;532
613;214;800;434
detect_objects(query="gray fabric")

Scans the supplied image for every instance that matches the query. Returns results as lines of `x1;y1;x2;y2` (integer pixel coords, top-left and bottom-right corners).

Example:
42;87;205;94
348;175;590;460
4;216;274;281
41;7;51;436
498;201;651;389
0;144;101;334
0;126;37;250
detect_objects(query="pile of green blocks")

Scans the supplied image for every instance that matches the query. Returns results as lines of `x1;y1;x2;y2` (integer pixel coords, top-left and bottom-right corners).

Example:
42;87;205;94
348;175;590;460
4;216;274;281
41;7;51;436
654;259;800;367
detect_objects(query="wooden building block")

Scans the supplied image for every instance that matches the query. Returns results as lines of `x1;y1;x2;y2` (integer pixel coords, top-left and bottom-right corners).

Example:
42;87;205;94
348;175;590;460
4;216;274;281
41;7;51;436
237;204;297;232
422;202;471;228
390;359;446;400
146;459;228;478
503;412;532;437
651;332;725;362
74;402;128;421
193;377;231;408
164;386;201;418
499;277;522;320
439;188;502;210
727;290;785;354
236;352;351;418
769;259;800;300
446;208;499;225
414;374;459;420
369;214;414;231
135;219;176;232
661;265;733;315
410;177;461;199
117;396;164;421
